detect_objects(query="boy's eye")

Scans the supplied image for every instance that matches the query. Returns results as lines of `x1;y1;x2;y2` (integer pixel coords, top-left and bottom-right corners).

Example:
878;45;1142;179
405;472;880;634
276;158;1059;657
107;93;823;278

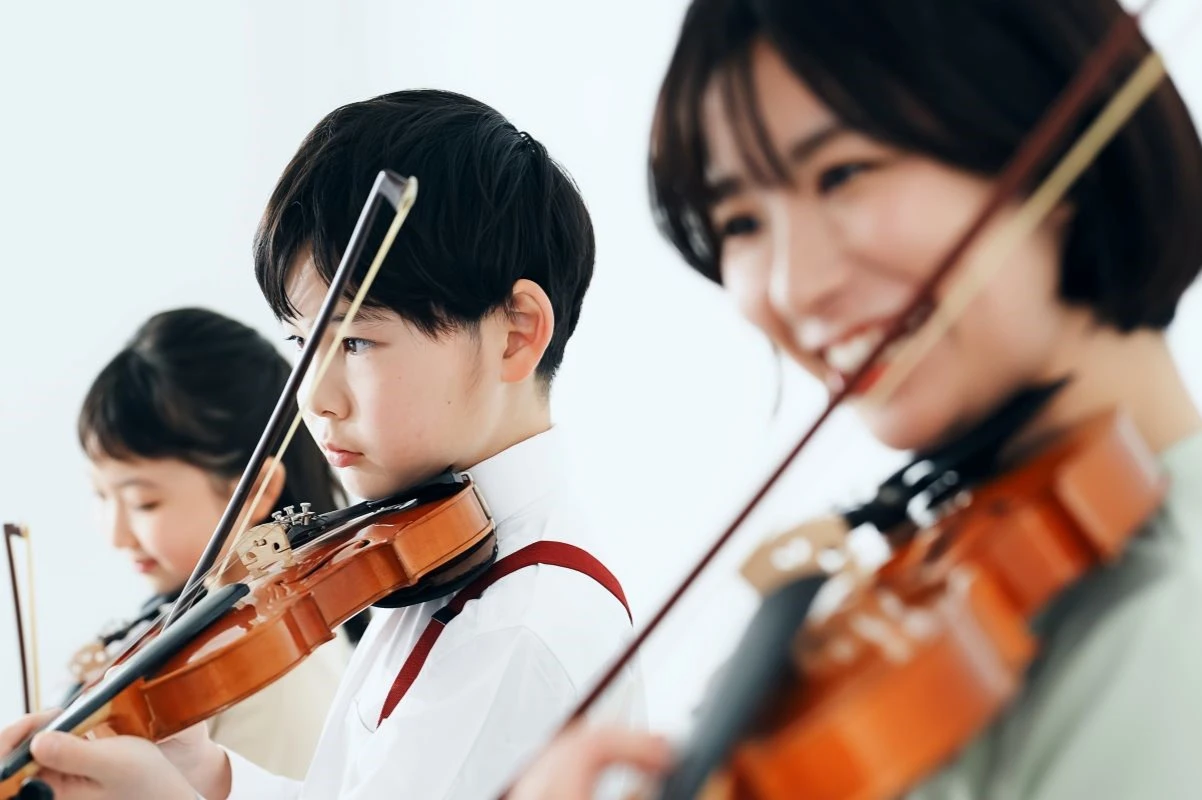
286;334;372;354
343;338;373;355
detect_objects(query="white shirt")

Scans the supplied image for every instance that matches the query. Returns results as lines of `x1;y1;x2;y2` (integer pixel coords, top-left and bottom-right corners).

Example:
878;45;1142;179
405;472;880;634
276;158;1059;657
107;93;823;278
221;428;644;799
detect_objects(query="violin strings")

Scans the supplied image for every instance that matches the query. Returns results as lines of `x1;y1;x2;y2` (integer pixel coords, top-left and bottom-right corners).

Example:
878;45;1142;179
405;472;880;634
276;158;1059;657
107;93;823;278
865;50;1168;407
208;178;419;586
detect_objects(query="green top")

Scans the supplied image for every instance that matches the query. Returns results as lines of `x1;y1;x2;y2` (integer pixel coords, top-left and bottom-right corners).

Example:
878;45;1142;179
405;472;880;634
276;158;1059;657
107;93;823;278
906;429;1202;799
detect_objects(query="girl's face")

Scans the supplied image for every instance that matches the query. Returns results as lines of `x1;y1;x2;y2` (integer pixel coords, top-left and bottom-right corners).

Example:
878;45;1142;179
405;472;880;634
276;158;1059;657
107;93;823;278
702;41;1082;451
90;456;233;594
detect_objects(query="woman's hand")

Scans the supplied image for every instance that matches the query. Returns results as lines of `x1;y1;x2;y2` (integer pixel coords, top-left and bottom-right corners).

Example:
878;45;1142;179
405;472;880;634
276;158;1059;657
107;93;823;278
509;722;673;800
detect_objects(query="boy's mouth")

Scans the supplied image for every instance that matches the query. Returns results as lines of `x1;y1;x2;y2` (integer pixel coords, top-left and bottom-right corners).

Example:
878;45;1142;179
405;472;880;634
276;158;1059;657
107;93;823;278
321;442;364;468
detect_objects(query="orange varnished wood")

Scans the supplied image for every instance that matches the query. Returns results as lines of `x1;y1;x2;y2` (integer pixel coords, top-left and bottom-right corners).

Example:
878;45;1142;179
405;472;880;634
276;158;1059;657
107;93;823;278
707;410;1165;800
0;480;493;797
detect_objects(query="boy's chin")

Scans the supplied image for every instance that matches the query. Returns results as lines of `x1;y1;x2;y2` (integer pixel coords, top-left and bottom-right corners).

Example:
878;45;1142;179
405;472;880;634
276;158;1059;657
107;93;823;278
339;468;415;503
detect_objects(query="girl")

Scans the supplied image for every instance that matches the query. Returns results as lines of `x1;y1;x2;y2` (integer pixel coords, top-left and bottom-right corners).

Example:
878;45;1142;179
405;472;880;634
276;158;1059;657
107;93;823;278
511;0;1202;797
74;307;351;780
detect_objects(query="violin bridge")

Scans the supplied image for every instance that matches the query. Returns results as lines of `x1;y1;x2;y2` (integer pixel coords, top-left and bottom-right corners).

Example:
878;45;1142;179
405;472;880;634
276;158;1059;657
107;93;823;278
234;521;295;578
68;640;110;683
740;515;854;596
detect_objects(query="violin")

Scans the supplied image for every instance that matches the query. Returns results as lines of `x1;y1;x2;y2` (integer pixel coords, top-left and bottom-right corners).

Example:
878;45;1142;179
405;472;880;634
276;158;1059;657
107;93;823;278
497;3;1184;798
55;482;488;708
0;170;500;797
659;398;1164;799
0;475;495;794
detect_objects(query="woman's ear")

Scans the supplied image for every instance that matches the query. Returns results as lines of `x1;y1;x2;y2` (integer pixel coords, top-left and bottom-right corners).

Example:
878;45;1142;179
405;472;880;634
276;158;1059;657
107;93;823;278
498;278;555;384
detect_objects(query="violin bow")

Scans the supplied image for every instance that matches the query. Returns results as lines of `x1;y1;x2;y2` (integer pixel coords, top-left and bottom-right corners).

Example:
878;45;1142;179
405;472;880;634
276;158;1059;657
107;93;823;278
3;523;40;715
541;0;1176;750
164;171;418;629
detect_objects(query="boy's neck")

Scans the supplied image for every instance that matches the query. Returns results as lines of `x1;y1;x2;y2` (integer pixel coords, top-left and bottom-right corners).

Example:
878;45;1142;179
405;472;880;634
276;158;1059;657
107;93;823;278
454;395;553;471
1023;322;1201;455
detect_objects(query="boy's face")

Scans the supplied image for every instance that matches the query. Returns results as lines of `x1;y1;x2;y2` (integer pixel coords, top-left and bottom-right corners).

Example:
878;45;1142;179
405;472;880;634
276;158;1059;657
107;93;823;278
281;261;501;499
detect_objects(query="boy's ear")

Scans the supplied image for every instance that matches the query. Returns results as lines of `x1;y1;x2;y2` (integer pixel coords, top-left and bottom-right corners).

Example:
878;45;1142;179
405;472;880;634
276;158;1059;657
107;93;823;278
499;279;555;384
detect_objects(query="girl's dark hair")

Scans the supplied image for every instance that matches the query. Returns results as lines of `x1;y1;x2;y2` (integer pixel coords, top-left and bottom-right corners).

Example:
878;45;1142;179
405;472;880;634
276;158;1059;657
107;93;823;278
651;0;1202;330
78;307;341;517
255;89;595;385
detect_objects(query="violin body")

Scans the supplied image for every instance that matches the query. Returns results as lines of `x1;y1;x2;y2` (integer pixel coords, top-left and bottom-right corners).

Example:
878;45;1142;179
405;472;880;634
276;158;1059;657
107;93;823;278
0;476;494;795
698;411;1165;800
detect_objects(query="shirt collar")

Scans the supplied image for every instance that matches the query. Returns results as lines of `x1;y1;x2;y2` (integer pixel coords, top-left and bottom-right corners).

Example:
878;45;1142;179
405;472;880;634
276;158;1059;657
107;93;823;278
464;427;566;526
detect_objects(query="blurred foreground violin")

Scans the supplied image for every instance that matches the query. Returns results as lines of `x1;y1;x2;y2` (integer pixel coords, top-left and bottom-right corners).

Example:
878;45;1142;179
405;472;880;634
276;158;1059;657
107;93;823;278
660;392;1164;798
0;170;500;797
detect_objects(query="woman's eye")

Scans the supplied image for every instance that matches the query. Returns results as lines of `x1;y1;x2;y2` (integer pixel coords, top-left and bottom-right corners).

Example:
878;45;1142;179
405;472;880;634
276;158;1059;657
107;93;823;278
285;334;305;351
343;338;373;355
817;162;871;194
719;215;760;239
132;501;161;512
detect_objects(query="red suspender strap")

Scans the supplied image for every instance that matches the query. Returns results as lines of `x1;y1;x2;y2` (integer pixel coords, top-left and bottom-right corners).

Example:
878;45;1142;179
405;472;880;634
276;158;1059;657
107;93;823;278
378;541;631;725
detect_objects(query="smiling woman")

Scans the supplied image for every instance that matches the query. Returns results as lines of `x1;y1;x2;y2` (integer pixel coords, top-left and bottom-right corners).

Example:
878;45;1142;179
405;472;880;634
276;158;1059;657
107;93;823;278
71;306;353;779
507;0;1202;797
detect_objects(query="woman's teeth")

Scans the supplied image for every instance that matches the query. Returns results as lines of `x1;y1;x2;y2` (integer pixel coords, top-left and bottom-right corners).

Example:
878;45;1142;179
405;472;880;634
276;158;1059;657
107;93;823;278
824;327;913;378
824;329;886;374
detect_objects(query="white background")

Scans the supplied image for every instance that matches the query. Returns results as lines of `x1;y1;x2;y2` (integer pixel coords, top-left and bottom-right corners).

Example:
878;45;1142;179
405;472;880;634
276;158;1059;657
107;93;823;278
1;0;1200;737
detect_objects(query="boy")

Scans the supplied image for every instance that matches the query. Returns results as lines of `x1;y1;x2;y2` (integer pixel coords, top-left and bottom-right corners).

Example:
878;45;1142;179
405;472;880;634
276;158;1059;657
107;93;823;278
2;89;642;800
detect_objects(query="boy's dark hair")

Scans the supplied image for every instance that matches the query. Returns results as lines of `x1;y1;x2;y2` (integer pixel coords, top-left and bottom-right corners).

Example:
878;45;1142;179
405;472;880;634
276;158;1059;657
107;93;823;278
78;307;340;517
651;0;1202;330
255;89;595;384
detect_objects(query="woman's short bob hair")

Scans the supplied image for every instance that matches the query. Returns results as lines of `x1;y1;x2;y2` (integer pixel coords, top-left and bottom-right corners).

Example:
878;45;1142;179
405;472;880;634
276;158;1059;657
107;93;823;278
650;0;1202;331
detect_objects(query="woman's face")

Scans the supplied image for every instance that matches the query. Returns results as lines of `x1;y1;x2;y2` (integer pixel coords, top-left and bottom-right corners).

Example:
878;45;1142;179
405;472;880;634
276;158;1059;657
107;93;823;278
701;41;1079;451
90;456;233;594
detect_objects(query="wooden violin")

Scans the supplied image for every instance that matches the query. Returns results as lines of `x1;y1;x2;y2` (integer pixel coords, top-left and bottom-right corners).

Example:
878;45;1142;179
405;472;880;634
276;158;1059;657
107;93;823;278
0;170;500;797
658;400;1164;799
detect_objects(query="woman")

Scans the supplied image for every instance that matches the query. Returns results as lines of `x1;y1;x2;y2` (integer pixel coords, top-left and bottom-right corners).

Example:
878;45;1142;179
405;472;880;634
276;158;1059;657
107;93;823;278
513;0;1202;797
75;307;355;780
